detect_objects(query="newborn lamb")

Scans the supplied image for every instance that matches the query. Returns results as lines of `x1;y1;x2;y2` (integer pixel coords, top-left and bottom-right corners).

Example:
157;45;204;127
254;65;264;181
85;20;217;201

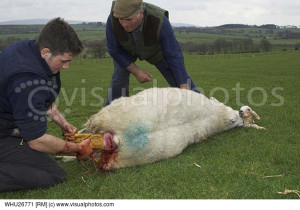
239;106;265;130
79;87;265;170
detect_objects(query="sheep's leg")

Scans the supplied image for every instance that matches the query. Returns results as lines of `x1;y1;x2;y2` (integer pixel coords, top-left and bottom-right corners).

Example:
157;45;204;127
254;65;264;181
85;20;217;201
243;124;265;130
250;124;266;130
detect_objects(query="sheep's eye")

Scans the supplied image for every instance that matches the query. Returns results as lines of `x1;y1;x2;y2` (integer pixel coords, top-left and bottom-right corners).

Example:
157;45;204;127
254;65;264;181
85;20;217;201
230;119;236;124
247;108;251;111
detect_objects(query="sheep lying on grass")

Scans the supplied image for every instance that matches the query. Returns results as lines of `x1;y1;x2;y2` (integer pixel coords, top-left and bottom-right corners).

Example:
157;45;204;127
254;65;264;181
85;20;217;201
79;87;264;170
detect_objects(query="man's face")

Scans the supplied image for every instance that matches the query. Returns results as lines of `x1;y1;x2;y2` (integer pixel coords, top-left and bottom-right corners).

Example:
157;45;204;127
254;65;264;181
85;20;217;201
118;11;144;32
42;50;74;74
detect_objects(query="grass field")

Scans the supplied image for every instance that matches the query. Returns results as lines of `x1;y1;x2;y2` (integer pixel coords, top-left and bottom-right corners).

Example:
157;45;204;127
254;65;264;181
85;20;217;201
1;51;299;199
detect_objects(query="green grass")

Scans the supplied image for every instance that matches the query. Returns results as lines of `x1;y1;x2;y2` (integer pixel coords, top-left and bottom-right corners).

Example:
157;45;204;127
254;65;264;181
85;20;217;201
174;31;249;44
1;52;299;199
76;30;106;42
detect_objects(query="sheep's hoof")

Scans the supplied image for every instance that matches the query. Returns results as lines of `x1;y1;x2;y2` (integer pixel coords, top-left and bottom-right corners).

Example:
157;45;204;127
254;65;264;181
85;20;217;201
258;126;266;130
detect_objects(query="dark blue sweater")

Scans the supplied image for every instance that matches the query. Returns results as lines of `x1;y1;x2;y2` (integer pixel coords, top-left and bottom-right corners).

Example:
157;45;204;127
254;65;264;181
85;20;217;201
0;40;60;140
106;16;189;85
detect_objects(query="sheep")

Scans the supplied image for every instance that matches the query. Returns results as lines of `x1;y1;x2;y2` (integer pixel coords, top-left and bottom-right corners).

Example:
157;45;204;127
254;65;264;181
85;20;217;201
239;106;265;130
79;87;264;170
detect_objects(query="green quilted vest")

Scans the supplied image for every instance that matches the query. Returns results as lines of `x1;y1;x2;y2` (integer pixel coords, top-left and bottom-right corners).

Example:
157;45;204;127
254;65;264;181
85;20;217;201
110;2;169;64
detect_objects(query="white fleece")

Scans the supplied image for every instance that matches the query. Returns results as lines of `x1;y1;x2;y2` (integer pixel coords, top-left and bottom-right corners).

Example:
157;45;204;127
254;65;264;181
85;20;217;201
81;88;243;170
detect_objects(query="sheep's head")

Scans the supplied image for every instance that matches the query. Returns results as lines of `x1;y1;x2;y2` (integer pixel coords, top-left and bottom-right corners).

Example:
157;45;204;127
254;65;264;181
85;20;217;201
239;106;260;120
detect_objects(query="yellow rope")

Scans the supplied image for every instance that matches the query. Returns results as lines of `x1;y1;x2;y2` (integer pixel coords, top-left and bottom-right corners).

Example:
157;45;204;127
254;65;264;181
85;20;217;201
68;133;104;150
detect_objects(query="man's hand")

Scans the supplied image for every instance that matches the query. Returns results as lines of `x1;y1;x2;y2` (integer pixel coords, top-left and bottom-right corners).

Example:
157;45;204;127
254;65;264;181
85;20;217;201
76;138;94;160
133;69;153;83
47;104;78;138
127;62;152;83
62;123;78;140
180;83;190;90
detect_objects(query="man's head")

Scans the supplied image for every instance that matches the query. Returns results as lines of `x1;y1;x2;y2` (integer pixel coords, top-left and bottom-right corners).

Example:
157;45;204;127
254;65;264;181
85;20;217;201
37;17;84;74
113;0;144;32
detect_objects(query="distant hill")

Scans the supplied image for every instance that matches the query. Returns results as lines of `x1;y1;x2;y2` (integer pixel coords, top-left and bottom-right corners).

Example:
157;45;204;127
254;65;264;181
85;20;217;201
172;23;198;27
1;20;299;54
0;19;197;27
0;19;89;25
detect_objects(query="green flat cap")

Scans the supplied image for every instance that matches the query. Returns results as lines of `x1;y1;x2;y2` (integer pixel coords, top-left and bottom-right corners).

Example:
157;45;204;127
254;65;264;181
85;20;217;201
113;0;143;18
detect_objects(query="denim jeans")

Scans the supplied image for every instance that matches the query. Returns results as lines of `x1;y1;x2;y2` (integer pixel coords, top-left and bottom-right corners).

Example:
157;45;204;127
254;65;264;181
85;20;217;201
105;58;200;106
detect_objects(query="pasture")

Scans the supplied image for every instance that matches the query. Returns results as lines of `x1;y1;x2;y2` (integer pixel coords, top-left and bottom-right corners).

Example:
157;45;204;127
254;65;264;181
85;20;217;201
1;51;299;199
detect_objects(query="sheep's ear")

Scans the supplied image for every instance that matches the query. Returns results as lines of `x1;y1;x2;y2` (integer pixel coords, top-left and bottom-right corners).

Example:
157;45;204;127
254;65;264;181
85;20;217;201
250;110;260;119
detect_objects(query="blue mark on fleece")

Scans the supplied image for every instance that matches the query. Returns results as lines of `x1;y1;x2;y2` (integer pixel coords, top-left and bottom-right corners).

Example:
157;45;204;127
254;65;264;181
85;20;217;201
122;124;152;150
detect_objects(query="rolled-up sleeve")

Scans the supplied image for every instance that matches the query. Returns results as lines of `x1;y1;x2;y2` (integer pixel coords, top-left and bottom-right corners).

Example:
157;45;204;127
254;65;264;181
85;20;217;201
159;17;188;85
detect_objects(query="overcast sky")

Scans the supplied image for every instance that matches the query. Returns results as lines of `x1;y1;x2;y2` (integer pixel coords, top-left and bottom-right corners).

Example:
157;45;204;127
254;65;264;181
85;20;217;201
1;0;299;27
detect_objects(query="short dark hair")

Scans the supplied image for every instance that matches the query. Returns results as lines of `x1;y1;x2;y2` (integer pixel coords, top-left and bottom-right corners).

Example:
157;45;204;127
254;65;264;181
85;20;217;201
37;17;84;56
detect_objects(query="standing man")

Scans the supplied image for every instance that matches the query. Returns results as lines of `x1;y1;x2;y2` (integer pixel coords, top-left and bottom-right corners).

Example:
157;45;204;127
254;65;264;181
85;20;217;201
105;0;200;105
0;18;93;192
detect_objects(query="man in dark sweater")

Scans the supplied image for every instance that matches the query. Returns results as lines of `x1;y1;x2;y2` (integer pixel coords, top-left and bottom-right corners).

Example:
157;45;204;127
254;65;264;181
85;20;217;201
0;18;93;192
105;0;200;105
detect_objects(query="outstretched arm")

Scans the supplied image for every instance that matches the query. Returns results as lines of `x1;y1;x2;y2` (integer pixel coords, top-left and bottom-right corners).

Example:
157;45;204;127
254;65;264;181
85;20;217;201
28;134;93;160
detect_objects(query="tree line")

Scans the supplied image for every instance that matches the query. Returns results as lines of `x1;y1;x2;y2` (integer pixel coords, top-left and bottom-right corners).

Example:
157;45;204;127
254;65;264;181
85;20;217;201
0;25;43;34
179;38;276;55
1;23;300;57
0;36;108;59
2;36;299;57
174;25;300;40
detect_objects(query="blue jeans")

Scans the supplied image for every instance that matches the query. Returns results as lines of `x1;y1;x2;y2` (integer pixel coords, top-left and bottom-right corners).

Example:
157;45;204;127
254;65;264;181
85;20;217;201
105;58;200;106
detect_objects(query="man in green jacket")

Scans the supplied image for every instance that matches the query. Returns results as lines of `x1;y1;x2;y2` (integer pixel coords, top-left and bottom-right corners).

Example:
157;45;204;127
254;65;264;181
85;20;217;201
105;0;200;105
